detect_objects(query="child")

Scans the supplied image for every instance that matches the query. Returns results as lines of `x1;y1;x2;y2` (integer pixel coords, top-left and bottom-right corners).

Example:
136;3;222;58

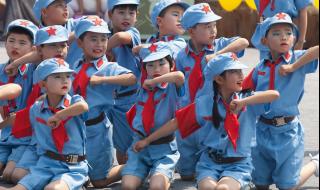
122;42;185;190
133;53;280;190
74;15;137;188
254;0;313;50
0;58;89;190
106;0;141;165
244;13;319;190
0;84;22;101
9;25;70;184
174;3;249;181
0;19;38;183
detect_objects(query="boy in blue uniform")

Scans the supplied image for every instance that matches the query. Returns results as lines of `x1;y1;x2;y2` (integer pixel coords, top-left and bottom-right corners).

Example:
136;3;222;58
0;58;89;190
0;19;38;183
244;13;319;190
0;84;22;101
122;42;184;190
74;16;137;188
254;0;313;50
134;53;280;190
174;3;249;181
106;0;141;164
9;25;70;184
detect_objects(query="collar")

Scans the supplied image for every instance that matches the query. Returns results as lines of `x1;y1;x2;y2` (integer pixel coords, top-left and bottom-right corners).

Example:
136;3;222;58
185;40;215;55
41;94;71;112
149;33;177;43
264;51;293;64
4;61;28;76
216;92;238;104
75;56;106;70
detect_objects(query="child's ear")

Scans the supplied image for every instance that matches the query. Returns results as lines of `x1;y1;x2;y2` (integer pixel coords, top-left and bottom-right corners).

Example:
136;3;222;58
108;11;113;19
77;38;83;48
156;17;163;28
31;46;37;51
38;81;46;88
214;75;224;85
170;62;176;72
261;37;268;46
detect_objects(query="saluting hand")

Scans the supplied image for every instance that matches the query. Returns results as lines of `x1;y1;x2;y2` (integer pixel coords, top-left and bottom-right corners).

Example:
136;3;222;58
143;79;156;90
279;64;294;76
5;63;18;77
230;99;245;114
133;139;149;153
47;115;62;129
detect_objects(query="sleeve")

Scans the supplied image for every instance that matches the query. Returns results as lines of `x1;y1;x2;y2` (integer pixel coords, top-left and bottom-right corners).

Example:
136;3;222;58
295;50;319;74
71;95;88;121
108;62;133;76
127;27;141;47
295;0;313;10
168;38;187;59
175;103;201;138
242;68;258;90
247;91;272;116
216;37;245;58
12;103;37;138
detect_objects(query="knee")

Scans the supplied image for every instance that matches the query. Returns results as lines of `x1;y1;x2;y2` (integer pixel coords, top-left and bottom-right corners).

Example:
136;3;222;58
44;184;59;190
199;184;216;190
11;169;29;184
90;179;108;188
216;184;230;190
121;180;137;190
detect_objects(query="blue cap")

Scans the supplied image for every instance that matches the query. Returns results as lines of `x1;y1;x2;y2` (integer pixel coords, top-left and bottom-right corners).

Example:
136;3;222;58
251;12;299;50
107;0;140;11
204;53;248;80
35;25;68;46
181;3;221;30
33;0;72;21
151;0;190;28
140;42;173;63
6;19;39;44
33;58;75;84
75;16;110;38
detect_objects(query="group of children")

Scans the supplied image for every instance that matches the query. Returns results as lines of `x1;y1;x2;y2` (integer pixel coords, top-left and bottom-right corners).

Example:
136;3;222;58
0;0;319;190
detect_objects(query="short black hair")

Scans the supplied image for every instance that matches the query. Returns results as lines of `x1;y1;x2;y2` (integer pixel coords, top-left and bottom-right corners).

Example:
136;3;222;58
143;55;175;69
78;32;88;41
112;4;138;13
6;26;34;43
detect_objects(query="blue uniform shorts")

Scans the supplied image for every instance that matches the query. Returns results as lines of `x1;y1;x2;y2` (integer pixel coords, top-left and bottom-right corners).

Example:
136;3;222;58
15;145;39;170
0;144;27;164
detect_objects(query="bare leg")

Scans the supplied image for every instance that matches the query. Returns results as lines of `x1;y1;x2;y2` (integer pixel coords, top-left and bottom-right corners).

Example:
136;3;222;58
216;177;241;190
149;173;170;190
91;165;124;188
116;150;128;165
121;175;142;190
11;168;29;184
2;161;16;183
198;177;218;190
44;180;69;190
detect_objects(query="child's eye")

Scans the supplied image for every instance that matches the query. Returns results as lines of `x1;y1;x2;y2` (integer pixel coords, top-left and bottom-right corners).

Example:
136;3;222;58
272;32;280;36
286;32;293;36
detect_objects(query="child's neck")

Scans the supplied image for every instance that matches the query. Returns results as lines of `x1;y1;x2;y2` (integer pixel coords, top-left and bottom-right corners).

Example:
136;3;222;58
47;93;64;108
190;39;206;54
270;50;286;61
158;29;177;39
84;55;102;63
219;87;234;103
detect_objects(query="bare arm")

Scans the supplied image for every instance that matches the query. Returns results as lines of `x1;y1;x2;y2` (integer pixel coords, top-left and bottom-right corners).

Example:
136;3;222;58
133;118;178;152
295;7;308;50
279;45;319;76
5;51;41;76
143;71;185;89
107;32;133;52
90;73;137;86
0;84;22;100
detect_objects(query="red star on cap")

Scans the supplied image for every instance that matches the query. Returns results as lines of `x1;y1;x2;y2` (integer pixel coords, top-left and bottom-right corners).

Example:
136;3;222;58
231;53;238;61
46;27;57;36
149;44;158;53
56;58;65;66
92;17;102;26
202;5;211;14
20;21;29;27
276;12;287;20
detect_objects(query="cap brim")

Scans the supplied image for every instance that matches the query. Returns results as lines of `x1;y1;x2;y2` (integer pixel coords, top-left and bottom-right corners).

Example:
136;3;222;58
36;36;68;46
143;52;171;63
198;14;222;24
225;62;248;70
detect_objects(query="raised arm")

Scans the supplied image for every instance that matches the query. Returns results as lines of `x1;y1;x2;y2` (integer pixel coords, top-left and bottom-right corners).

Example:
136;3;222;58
143;71;185;90
295;7;308;50
0;83;22;100
107;32;133;51
5;50;41;76
90;73;137;86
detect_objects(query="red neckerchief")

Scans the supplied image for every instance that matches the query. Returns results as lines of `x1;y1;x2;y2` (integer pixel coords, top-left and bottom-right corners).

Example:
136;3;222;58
2;76;17;118
221;96;240;152
259;0;276;17
26;84;42;107
73;62;92;98
189;51;205;102
141;88;158;135
265;56;282;90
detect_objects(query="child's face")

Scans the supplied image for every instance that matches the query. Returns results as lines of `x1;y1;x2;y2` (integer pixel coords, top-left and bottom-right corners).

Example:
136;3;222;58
78;32;108;60
109;6;137;31
5;33;33;61
157;5;185;36
216;69;244;93
190;22;217;45
42;0;69;25
43;72;72;96
145;58;171;79
38;42;68;60
263;24;295;54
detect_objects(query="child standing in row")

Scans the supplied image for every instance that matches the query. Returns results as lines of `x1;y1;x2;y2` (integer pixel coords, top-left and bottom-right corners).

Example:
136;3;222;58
175;3;249;181
245;12;319;190
123;42;184;190
0;58;89;190
73;16;137;188
133;53;280;190
0;19;38;183
106;0;141;164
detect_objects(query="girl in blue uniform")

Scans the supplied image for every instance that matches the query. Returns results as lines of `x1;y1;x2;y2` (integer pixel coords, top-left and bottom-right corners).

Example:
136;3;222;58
244;13;319;190
122;42;184;190
133;52;280;190
0;58;89;190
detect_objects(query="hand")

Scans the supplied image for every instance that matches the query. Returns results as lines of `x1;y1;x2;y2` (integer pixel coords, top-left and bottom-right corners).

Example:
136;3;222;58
0;113;16;129
90;75;104;85
5;63;18;77
279;64;294;76
229;99;245;114
47;115;62;129
294;41;304;50
133;139;149;152
143;79;155;90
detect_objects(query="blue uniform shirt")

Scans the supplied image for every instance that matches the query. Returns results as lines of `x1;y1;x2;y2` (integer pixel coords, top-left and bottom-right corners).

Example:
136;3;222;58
29;94;87;155
254;0;312;18
249;50;318;118
176;37;245;108
0;62;34;144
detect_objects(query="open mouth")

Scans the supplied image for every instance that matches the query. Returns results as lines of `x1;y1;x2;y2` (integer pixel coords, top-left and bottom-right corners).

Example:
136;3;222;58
62;86;68;90
93;49;103;54
55;55;63;58
11;50;19;56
